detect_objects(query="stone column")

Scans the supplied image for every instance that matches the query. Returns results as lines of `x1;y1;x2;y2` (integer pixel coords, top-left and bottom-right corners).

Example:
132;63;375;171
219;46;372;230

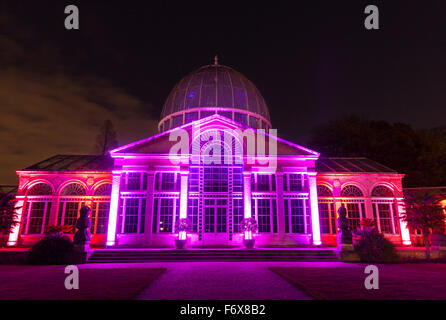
144;173;155;246
49;196;59;225
308;173;322;246
243;172;252;218
397;199;412;246
106;172;121;247
276;172;285;242
179;171;189;219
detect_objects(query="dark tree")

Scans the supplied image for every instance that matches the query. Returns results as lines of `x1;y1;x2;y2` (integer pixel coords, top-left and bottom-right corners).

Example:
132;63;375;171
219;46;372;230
308;115;446;187
401;190;446;261
0;192;20;247
94;120;118;155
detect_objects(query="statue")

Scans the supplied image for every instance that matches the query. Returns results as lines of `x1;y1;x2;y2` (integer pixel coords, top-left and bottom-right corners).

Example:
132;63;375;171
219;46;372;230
73;205;92;247
337;204;352;245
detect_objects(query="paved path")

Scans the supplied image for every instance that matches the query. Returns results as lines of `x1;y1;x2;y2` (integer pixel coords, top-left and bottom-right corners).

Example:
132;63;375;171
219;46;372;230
127;261;353;300
79;261;355;300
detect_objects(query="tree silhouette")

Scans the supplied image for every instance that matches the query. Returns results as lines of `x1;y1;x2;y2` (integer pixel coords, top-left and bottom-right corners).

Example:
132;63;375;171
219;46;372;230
308;115;446;187
401;190;446;260
94;120;118;155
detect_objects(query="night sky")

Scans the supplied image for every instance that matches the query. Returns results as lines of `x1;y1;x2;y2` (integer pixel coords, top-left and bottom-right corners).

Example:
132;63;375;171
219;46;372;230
0;1;445;184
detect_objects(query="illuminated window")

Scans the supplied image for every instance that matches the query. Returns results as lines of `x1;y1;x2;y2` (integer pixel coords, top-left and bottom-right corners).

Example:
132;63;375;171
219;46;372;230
372;186;398;234
341;185;363;197
23;202;51;235
284;198;309;234
204;167;228;193
187;198;199;232
233;199;244;233
204;199;227;233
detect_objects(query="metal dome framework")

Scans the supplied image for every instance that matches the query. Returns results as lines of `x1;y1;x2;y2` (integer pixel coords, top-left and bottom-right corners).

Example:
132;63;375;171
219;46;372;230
159;63;272;132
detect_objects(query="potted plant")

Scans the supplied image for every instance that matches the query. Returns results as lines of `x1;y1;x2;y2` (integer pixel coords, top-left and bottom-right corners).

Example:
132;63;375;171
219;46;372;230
240;217;258;249
175;218;191;249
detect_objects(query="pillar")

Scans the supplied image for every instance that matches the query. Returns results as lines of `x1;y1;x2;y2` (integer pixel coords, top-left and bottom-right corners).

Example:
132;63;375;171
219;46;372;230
144;173;155;246
308;173;322;246
276;172;285;240
179;171;189;219
397;199;412;246
106;172;121;247
243;172;252;218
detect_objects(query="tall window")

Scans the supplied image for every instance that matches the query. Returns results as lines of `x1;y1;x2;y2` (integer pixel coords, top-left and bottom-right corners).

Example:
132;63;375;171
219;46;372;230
27;202;51;234
23;183;53;235
155;172;179;191
284;198;309;234
346;203;364;230
121;172;148;191
118;197;146;234
187;198;199;232
372;185;398;234
252;174;276;192
152;198;179;233
204;167;228;192
317;185;336;234
341;185;365;230
283;174;307;192
233;199;244;233
91;183;111;234
204;199;227;233
58;183;86;231
251;198;278;233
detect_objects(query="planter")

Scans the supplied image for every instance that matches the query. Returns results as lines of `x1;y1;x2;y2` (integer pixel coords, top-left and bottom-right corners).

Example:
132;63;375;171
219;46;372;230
175;239;187;249
243;239;255;249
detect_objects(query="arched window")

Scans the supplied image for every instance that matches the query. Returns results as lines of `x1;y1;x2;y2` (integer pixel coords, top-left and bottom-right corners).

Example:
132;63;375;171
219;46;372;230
23;183;53;235
94;183;112;196
341;185;364;197
27;183;53;195
58;183;87;232
317;185;333;197
61;183;86;196
371;185;393;197
317;185;335;234
371;185;398;234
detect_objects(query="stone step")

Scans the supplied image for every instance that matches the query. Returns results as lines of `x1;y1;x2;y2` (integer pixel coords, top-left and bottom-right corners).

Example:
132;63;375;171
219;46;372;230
87;249;339;263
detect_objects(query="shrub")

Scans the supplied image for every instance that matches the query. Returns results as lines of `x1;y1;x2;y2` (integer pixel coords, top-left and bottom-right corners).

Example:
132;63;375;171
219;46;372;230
353;227;399;263
27;232;74;265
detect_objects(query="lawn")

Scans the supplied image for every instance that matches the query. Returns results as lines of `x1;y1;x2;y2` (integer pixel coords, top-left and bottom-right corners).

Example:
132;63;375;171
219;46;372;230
270;264;446;300
0;266;165;300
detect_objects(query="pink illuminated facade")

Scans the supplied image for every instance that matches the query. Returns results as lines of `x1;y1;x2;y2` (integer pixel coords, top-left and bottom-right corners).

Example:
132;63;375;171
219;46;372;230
7;62;411;248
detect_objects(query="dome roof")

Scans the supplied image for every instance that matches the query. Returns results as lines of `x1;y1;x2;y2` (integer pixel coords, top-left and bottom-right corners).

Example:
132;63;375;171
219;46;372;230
159;62;271;131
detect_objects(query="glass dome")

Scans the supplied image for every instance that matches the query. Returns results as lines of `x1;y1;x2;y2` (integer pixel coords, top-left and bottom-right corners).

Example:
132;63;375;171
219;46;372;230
159;61;271;131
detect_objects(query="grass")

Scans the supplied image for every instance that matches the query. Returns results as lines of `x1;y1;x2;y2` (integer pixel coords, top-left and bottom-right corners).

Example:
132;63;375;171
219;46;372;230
270;264;446;300
0;266;165;300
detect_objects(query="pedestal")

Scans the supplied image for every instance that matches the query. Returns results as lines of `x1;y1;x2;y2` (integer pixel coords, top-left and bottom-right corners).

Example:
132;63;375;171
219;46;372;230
335;231;359;262
71;243;92;264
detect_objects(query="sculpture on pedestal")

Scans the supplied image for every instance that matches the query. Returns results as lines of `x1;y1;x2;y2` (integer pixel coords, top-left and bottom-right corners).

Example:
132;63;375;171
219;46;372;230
337;204;352;245
72;205;92;263
73;205;92;246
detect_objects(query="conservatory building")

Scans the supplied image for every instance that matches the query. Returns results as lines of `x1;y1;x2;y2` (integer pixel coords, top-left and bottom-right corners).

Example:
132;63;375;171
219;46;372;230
7;61;412;248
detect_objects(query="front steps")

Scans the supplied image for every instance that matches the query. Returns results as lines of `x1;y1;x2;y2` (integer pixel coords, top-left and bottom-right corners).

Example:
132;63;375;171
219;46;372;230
87;248;339;263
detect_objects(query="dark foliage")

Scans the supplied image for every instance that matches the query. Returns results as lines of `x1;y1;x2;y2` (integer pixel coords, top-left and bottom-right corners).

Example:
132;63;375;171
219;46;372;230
27;232;74;265
0;192;20;236
354;227;399;263
308;115;446;187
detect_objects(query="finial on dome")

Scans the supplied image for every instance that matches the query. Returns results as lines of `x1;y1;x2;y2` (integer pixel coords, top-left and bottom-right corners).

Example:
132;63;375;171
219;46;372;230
214;55;218;65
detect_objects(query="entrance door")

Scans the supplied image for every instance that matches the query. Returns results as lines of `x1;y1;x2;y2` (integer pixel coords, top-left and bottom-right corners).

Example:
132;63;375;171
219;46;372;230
202;199;229;246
